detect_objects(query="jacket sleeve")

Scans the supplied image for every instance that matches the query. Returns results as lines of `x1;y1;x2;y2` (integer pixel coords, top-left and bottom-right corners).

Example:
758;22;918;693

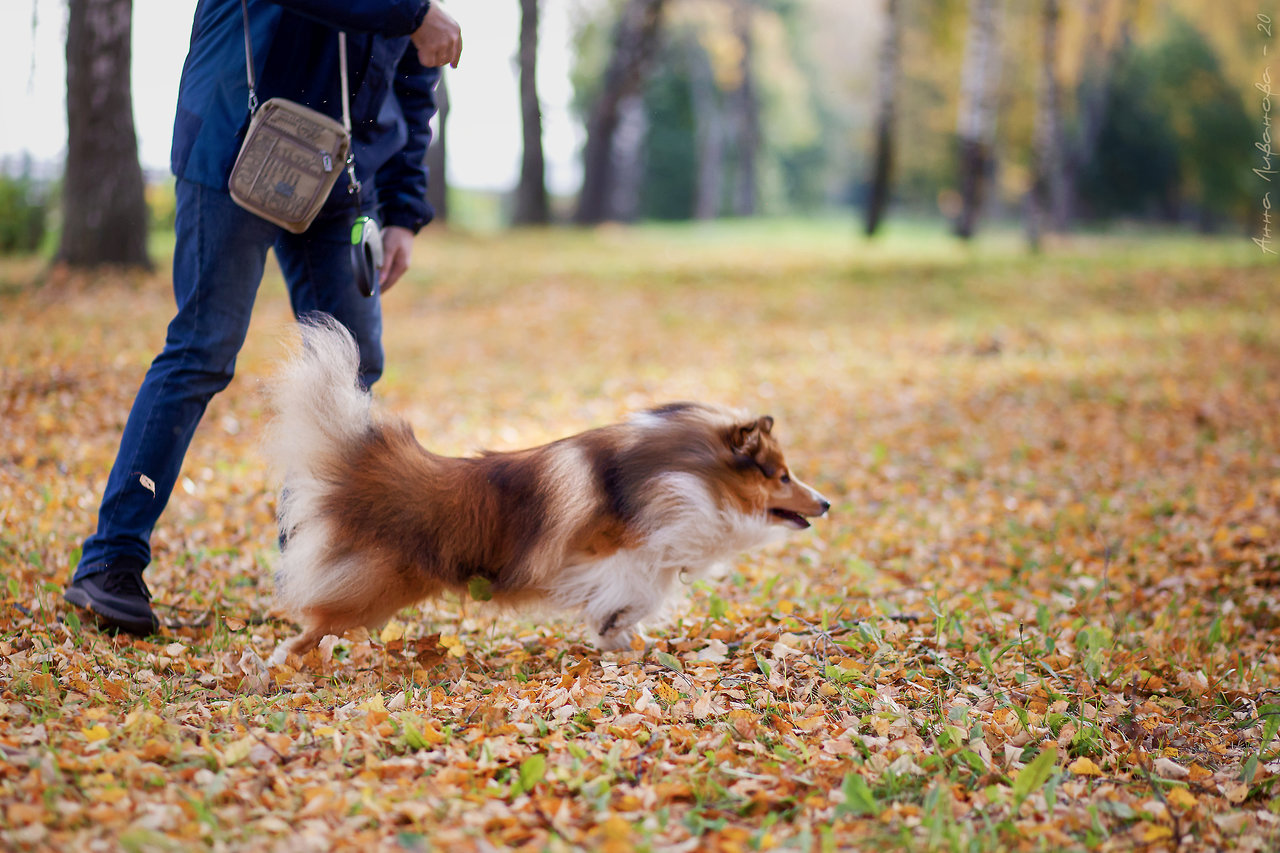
268;0;430;38
376;54;439;232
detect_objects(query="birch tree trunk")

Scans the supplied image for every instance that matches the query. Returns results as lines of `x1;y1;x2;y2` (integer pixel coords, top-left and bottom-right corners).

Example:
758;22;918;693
953;0;1002;240
426;76;449;223
688;34;724;221
864;0;901;237
574;0;667;224
513;0;550;225
1061;0;1132;226
1026;0;1063;250
608;94;647;223
58;0;150;270
729;0;759;218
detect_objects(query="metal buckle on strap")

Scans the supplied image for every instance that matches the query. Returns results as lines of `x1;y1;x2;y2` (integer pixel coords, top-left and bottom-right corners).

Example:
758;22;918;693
346;152;361;196
338;33;360;203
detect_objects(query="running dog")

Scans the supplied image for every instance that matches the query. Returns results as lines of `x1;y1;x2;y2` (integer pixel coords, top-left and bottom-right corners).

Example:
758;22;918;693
266;316;829;664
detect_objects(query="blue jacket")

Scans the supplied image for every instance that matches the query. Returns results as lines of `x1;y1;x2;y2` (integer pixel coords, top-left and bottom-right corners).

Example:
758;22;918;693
171;0;439;231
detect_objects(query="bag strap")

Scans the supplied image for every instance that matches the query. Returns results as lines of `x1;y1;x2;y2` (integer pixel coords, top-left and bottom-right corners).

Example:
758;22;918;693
337;32;361;199
240;0;259;113
239;0;361;198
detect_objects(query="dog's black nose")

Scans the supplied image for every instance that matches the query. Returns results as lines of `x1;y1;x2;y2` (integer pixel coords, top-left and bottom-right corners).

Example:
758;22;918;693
820;499;831;515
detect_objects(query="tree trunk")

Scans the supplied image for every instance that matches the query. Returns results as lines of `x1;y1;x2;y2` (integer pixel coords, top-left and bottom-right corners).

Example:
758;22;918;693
574;0;667;225
58;0;150;270
953;0;1002;240
729;0;759;218
513;0;550;225
426;75;449;223
1026;0;1063;250
1060;0;1132;226
688;34;724;220
864;0;901;237
609;94;648;223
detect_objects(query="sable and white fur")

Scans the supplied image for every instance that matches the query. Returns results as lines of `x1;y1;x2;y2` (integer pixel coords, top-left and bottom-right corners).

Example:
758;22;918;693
267;316;829;665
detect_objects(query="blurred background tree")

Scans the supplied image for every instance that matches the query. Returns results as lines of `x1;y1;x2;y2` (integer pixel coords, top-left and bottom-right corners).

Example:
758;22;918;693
427;77;451;225
952;0;1002;239
514;0;551;225
0;160;49;255
57;0;149;270
1026;0;1064;251
0;0;1270;254
571;0;836;222
863;0;901;237
574;0;670;224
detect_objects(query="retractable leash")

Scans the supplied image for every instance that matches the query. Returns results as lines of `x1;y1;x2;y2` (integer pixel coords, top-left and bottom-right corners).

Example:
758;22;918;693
339;32;385;299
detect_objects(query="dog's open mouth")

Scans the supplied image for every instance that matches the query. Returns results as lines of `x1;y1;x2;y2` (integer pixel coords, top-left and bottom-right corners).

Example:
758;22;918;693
769;508;812;529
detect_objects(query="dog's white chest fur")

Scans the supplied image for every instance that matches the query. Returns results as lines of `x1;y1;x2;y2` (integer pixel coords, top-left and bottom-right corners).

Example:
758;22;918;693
551;473;783;649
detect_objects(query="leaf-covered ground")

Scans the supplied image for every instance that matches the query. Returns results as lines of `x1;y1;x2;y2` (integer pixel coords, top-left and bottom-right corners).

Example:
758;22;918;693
1;223;1278;851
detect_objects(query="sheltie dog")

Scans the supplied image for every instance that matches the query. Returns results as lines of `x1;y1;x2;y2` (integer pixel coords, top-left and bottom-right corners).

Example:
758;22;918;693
266;316;829;665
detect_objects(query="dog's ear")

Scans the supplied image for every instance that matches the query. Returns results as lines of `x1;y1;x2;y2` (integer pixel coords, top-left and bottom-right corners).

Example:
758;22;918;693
731;417;773;457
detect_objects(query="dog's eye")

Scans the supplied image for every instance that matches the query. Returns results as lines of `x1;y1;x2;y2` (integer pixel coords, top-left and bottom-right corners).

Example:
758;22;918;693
780;473;791;484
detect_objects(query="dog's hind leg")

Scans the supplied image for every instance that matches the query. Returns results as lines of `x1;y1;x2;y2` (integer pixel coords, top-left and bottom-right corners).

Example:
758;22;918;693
267;610;354;667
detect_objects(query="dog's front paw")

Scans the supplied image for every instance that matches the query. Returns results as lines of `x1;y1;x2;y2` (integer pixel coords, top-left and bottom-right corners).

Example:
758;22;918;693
595;605;633;651
596;624;649;652
266;643;291;668
238;648;271;673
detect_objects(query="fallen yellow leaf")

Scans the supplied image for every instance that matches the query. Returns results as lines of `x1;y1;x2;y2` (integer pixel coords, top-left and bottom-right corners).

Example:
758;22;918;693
1142;824;1173;843
1187;763;1213;782
1166;787;1197;810
1068;756;1102;776
220;736;254;767
81;725;110;743
600;815;631;840
358;694;387;713
439;635;467;658
416;723;446;744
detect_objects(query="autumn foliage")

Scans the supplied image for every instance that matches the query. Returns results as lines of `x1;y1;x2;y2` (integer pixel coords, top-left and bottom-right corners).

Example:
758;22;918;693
1;224;1278;850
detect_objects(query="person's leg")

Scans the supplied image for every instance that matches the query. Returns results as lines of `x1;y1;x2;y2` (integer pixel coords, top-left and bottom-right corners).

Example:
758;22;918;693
269;211;384;555
274;211;385;388
69;180;279;632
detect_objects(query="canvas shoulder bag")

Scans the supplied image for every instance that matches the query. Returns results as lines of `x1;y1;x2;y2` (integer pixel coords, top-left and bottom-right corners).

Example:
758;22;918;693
228;0;354;233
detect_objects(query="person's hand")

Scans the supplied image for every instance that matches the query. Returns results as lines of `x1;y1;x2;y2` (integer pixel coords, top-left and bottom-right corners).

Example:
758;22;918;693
379;225;415;293
411;4;462;69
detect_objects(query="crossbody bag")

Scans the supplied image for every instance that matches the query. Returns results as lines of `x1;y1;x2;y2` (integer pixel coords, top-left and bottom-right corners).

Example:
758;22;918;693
227;0;357;233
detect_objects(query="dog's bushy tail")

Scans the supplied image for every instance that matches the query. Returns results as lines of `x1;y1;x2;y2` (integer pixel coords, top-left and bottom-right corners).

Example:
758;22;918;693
269;315;371;476
268;315;372;595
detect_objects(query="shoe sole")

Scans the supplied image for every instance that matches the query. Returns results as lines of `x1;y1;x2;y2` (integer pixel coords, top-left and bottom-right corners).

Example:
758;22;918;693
64;587;159;637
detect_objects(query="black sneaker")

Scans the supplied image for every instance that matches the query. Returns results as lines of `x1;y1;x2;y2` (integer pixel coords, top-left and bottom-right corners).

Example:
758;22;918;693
64;568;160;636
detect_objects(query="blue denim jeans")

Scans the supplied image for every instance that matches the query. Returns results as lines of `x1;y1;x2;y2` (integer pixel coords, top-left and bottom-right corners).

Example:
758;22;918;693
74;179;383;579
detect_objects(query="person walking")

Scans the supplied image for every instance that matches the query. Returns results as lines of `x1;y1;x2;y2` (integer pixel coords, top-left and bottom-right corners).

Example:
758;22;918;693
64;0;463;635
